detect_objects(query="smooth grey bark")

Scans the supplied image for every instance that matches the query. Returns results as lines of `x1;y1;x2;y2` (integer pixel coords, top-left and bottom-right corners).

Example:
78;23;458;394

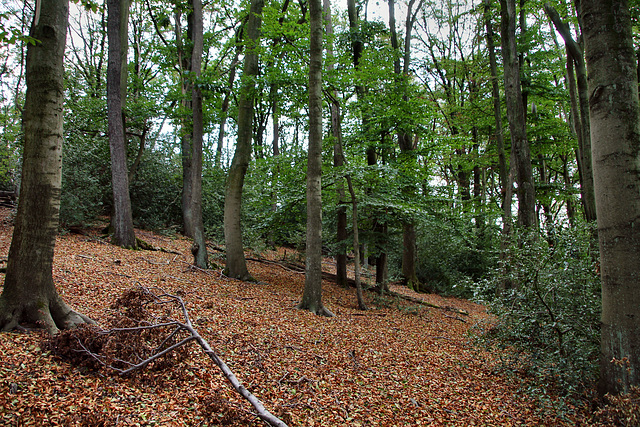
500;0;536;228
581;0;640;396
223;0;264;280
107;0;137;248
0;0;95;334
298;0;333;317
544;3;596;222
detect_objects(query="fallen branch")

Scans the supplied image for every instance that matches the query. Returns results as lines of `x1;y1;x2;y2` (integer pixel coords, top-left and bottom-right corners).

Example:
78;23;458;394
384;290;470;316
60;287;288;427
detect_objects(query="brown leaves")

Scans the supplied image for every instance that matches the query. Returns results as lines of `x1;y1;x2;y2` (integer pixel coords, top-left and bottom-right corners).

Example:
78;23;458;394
0;211;600;426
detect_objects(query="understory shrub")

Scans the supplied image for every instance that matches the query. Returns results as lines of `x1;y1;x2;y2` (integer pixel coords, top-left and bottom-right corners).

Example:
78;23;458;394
474;223;600;400
412;219;497;297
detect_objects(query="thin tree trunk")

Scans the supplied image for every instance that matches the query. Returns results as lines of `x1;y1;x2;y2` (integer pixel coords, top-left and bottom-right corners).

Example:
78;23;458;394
346;176;367;310
298;0;333;317
107;0;137;248
545;3;596;222
0;0;94;333
187;0;208;268
323;0;348;288
500;0;536;228
215;41;242;169
484;0;508;208
223;0;264;280
581;0;640;396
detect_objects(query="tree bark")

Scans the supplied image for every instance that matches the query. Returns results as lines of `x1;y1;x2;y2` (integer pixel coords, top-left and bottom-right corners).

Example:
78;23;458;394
298;0;333;317
324;0;348;288
544;3;596;222
0;0;95;334
186;0;208;268
390;0;420;288
484;0;508;210
581;0;640;396
500;0;536;229
223;0;264;280
107;0;137;248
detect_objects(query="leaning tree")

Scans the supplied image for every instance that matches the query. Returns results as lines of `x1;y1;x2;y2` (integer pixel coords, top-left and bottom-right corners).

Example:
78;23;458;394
0;0;94;333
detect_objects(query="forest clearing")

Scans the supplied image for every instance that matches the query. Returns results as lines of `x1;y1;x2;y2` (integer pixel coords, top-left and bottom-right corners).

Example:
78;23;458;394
0;208;612;426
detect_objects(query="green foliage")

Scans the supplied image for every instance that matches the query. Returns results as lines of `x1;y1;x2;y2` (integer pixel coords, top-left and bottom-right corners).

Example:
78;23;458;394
60;139;108;226
129;151;183;230
474;224;601;400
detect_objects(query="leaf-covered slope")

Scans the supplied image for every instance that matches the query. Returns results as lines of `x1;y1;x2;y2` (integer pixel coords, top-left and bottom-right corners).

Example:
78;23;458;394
0;210;592;426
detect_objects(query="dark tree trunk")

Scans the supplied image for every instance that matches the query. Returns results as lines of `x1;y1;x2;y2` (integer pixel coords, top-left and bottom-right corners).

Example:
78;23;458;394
107;0;136;248
0;0;94;333
484;0;508;206
390;0;420;288
223;0;264;280
581;0;640;396
323;0;348;288
187;0;208;268
545;3;596;222
500;0;536;228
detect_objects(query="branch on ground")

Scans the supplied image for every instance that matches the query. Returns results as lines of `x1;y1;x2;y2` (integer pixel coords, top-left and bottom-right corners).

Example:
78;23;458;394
48;286;288;427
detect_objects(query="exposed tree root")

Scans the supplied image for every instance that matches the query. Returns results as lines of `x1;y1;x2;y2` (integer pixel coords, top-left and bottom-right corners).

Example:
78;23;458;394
0;296;95;335
296;301;335;317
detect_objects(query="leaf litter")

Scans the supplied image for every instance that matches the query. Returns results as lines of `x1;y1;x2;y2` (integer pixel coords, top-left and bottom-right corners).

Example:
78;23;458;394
0;209;601;426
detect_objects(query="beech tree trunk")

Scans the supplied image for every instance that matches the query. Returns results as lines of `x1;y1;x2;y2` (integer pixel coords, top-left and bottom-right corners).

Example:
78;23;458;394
0;0;94;334
107;0;137;248
223;0;264;280
298;0;333;317
500;0;536;228
581;0;640;396
186;0;208;268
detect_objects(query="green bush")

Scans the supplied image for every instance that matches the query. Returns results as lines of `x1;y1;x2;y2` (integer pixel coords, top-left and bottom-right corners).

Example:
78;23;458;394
474;223;600;400
60;139;109;227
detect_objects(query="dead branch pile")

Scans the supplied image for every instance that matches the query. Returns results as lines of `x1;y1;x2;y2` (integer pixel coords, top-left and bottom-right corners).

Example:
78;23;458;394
47;287;288;427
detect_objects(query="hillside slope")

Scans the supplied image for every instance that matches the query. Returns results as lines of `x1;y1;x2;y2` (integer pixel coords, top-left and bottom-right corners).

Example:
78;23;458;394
0;210;592;426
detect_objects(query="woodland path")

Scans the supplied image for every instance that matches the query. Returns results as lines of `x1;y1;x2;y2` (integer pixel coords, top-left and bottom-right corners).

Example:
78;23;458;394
0;208;593;426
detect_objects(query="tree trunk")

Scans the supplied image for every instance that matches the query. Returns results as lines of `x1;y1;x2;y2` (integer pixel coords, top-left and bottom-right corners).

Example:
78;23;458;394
544;3;596;222
107;0;137;248
215;39;242;169
323;0;348;288
298;0;333;317
500;0;536;228
187;0;208;268
223;0;264;280
581;0;640;396
390;0;420;288
0;0;95;334
346;176;367;310
484;0;508;210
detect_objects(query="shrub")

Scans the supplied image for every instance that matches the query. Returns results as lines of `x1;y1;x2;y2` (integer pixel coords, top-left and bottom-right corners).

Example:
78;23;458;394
475;223;600;400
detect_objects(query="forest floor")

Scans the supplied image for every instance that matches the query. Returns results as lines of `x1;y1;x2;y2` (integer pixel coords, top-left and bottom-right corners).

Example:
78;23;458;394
0;208;603;426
